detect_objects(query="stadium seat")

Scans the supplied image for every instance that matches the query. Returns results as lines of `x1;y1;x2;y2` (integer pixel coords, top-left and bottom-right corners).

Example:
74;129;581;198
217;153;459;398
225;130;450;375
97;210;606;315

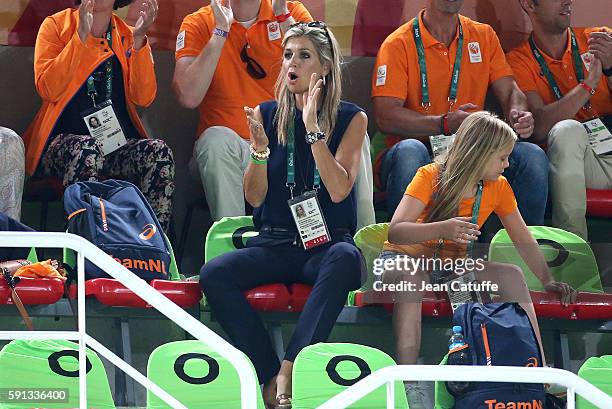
576;355;612;409
354;289;612;320
488;226;603;292
586;189;612;217
0;276;65;305
0;339;115;408
63;233;202;307
434;355;454;409
81;278;201;308
146;340;265;409
291;342;408;408
204;216;314;312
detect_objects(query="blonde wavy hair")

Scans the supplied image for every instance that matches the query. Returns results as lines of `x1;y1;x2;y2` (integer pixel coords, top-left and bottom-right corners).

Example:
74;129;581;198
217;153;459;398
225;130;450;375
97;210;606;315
425;111;517;223
274;22;342;145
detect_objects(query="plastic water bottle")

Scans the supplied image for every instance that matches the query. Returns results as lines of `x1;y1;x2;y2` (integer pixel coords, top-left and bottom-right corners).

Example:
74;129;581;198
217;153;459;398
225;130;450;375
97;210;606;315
445;325;473;396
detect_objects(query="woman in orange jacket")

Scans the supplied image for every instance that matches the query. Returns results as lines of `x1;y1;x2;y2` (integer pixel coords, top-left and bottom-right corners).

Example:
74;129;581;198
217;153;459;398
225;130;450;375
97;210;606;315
23;0;174;231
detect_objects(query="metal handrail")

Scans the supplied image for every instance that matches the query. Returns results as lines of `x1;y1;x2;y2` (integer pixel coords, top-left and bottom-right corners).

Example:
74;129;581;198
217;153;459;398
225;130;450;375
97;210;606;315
316;365;612;409
0;232;258;409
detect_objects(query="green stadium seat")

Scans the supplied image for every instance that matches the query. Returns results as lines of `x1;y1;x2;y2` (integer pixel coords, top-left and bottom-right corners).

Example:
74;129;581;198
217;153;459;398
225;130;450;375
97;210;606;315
488;226;603;292
204;216;258;263
350;223;389;305
0;339;115;409
291;342;408;409
146;340;265;409
576;355;612;409
434;355;454;409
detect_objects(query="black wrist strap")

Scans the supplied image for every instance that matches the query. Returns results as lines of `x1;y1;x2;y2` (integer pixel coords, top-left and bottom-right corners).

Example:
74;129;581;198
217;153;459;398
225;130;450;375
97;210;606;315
603;65;612;77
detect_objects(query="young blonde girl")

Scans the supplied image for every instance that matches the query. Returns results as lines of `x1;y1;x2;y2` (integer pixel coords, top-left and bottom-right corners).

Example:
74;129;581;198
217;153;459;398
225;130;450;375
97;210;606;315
382;111;576;407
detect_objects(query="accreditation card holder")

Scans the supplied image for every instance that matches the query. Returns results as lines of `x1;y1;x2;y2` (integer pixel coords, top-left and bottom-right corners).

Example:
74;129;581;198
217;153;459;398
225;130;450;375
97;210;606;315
429;134;456;161
81;100;127;156
288;190;331;250
583;117;612;155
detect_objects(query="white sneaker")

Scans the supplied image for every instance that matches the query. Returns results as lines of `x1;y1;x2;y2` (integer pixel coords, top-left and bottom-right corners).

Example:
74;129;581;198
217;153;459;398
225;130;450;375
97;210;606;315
404;381;434;409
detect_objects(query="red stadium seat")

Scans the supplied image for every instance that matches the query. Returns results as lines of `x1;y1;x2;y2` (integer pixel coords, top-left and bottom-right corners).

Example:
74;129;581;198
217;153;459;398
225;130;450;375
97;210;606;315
244;283;313;312
586;189;612;217
0;277;64;305
77;278;202;308
353;290;612;320
244;284;291;312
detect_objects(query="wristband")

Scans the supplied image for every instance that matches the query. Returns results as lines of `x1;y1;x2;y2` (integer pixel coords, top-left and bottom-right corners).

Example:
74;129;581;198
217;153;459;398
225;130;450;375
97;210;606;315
250;154;268;165
213;27;229;38
274;12;291;23
442;113;451;136
603;65;612;77
579;82;596;96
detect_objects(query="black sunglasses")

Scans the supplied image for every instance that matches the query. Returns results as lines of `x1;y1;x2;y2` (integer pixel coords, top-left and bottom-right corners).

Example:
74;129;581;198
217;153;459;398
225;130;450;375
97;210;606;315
241;44;267;80
288;21;334;59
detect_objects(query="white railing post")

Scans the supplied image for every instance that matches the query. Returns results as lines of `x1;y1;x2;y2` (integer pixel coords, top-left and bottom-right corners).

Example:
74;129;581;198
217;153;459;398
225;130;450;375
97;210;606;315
385;380;394;409
77;250;87;409
567;387;576;409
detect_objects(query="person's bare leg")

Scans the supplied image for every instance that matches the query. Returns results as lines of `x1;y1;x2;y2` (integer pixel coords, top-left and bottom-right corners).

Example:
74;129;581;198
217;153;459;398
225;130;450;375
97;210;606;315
393;301;423;364
386;266;430;409
275;360;293;406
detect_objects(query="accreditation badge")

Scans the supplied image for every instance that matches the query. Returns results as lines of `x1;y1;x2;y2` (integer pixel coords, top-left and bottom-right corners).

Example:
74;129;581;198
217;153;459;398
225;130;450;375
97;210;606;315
288;190;331;250
81;100;127;156
582;117;612;155
429;134;456;161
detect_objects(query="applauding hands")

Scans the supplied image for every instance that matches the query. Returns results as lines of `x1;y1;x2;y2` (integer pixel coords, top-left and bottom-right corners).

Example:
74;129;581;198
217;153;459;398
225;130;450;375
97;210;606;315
134;0;159;48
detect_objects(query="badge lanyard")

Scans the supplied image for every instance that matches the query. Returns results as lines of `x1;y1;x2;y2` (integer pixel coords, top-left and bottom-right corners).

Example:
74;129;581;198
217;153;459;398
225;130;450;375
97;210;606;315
86;24;113;107
286;119;320;199
412;12;464;110
528;29;595;114
432;180;483;269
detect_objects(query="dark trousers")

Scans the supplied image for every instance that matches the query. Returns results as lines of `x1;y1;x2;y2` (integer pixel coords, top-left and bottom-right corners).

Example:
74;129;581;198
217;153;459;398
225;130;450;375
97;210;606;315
0;212;34;261
199;240;364;384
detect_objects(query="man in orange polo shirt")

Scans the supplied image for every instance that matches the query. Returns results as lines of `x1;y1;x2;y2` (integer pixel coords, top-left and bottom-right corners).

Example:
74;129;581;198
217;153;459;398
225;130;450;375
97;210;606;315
507;0;612;240
372;0;548;228
173;0;312;220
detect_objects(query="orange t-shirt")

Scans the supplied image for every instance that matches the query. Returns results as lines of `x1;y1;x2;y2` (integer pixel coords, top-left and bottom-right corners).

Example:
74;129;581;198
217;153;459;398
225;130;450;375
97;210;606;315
371;11;514;148
176;1;312;139
506;27;612;121
383;163;518;258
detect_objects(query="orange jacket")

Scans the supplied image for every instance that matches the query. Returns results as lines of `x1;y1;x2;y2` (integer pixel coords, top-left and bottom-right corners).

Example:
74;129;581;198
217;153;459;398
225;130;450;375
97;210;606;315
23;8;157;175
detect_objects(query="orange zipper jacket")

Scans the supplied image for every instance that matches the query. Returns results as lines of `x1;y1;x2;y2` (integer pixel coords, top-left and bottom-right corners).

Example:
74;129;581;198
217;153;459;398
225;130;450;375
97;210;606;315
23;8;157;176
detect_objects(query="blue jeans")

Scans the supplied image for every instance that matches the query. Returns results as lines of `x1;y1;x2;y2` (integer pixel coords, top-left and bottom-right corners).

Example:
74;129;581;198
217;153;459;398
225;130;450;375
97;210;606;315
380;139;431;216
380;140;548;225
502;142;548;226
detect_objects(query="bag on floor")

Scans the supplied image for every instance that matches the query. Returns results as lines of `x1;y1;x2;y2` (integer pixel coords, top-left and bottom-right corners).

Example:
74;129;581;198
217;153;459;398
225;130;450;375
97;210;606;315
450;302;546;409
64;180;170;281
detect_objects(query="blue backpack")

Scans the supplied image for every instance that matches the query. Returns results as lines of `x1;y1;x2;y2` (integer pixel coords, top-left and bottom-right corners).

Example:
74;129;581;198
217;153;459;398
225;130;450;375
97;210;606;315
450;303;546;409
63;180;171;281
